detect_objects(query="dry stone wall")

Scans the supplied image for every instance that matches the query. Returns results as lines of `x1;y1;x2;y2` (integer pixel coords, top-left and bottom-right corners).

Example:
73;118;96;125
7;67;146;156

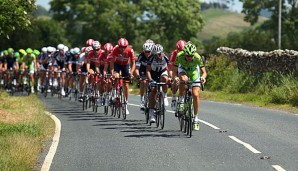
216;47;298;75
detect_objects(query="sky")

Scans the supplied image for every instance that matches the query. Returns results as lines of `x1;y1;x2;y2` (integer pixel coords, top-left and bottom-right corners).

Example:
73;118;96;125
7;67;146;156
36;0;243;12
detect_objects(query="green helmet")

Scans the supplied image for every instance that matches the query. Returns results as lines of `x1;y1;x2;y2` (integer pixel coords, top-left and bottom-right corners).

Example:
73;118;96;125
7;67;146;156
26;48;33;54
33;49;40;55
14;52;20;58
183;41;197;56
8;48;14;53
4;50;8;56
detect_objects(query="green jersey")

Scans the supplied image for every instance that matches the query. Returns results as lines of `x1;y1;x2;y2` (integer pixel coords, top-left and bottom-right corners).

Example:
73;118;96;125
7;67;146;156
23;54;36;70
174;51;204;70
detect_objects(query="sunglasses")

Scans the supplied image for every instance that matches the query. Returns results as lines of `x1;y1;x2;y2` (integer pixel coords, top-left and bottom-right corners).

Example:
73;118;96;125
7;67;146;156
156;53;162;56
145;51;151;53
186;55;193;58
119;46;127;49
94;48;100;51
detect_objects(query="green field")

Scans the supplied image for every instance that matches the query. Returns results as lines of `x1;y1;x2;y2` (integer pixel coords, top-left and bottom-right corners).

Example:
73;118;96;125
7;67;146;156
199;9;268;41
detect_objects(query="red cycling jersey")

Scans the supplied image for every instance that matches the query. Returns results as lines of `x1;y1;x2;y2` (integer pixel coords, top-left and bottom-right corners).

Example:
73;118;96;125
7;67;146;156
98;51;110;66
110;45;135;65
86;50;104;65
169;49;178;66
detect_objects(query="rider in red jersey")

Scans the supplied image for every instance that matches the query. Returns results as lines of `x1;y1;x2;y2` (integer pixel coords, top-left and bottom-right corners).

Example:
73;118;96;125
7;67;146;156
109;38;136;114
169;40;187;110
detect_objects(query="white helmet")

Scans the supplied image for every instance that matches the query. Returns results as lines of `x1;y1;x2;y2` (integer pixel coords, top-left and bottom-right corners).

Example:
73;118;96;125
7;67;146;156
152;44;163;55
41;47;47;53
57;44;64;50
145;39;154;44
92;41;101;50
143;42;154;51
47;46;54;53
64;46;69;52
73;47;80;54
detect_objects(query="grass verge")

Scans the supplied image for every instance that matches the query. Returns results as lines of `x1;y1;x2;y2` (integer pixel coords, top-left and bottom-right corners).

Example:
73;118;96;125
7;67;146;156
0;90;54;170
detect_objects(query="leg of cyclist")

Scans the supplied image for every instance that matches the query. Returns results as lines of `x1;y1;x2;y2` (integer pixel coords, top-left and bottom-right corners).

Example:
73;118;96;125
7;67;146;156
160;71;169;107
192;86;201;131
177;72;188;112
149;85;157;123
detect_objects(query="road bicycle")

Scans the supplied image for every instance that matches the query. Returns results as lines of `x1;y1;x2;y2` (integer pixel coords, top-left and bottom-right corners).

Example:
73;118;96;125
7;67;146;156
176;80;204;138
111;76;129;120
149;81;167;129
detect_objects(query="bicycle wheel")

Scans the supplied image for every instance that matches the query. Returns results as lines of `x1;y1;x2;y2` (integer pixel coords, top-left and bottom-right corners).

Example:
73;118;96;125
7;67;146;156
120;88;126;120
159;93;165;129
144;97;149;124
117;98;121;118
186;99;193;137
155;94;160;128
83;96;86;110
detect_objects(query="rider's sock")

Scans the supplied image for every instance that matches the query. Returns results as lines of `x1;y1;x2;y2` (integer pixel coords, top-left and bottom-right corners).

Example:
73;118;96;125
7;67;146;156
194;115;199;122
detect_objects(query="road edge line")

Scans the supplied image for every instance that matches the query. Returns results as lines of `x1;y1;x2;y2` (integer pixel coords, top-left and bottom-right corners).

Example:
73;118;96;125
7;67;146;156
41;111;62;171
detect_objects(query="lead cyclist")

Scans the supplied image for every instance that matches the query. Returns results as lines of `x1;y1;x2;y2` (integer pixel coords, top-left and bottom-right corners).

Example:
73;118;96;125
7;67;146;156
172;41;207;131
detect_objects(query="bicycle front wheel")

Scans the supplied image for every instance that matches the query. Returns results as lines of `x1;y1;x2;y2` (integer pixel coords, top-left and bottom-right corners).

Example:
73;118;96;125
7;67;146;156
120;88;126;120
158;93;165;129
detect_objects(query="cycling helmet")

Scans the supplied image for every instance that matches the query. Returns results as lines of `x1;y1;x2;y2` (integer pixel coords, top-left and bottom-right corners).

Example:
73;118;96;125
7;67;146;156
85;46;93;52
3;50;8;56
0;51;3;57
176;40;187;51
104;43;114;52
152;44;163;55
92;41;101;50
34;49;40;56
8;48;14;53
64;46;69;52
57;44;64;50
73;47;80;54
26;48;33;54
183;41;197;56
118;38;129;47
145;39;154;44
14;52;20;57
142;42;153;51
86;39;94;46
47;46;54;53
42;47;47;53
19;49;26;55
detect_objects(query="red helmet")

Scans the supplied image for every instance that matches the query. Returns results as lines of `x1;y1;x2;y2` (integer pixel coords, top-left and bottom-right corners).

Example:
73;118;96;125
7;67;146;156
86;39;94;46
176;40;187;51
118;38;129;47
104;43;114;52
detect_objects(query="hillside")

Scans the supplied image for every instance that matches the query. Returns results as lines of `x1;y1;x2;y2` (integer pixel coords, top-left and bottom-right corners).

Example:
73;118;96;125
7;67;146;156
199;9;268;41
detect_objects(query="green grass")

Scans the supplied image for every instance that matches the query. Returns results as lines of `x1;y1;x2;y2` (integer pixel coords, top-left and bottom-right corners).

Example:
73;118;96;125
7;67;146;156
200;9;268;41
0;91;54;170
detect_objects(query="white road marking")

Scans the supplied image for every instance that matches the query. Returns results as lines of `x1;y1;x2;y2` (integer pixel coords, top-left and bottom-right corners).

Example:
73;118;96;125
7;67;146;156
272;165;286;171
41;112;62;171
198;119;220;129
229;136;261;154
127;103;139;107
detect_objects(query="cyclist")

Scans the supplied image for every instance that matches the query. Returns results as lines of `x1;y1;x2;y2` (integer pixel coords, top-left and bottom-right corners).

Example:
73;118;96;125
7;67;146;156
109;38;136;114
78;46;93;102
135;42;154;112
172;41;207;131
4;48;19;91
169;40;187;110
52;44;69;96
67;47;81;95
146;44;170;123
22;48;37;93
99;43;114;107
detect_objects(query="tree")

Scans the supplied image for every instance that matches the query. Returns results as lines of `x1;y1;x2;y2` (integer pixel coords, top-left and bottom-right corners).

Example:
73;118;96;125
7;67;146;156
49;0;204;51
240;0;298;49
0;0;37;37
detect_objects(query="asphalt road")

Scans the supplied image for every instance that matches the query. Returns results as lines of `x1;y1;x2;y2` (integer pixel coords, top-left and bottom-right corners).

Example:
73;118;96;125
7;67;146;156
39;94;298;171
